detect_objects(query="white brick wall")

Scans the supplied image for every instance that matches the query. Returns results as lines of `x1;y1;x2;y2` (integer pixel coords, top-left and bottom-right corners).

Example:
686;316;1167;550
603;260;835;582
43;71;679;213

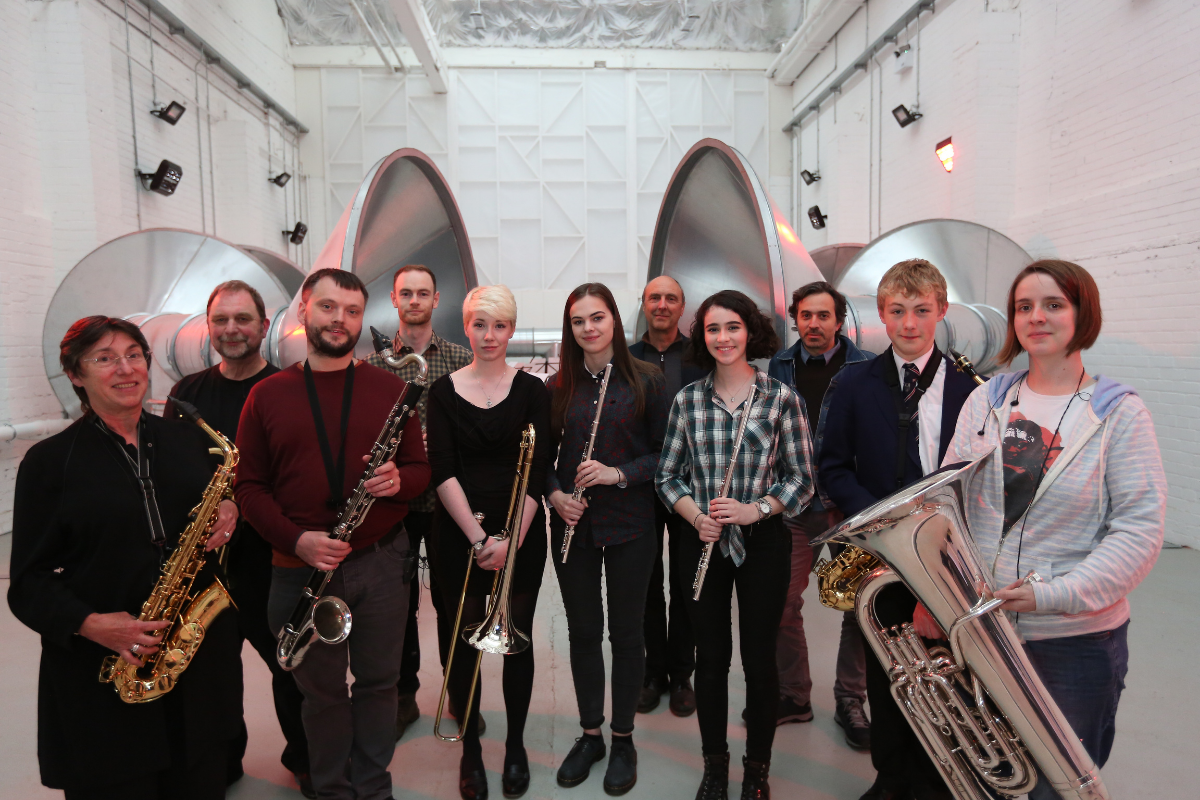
789;0;1200;546
0;0;302;533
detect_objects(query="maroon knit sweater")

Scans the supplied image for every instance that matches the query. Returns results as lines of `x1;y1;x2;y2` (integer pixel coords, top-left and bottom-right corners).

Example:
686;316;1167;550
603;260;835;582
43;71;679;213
234;361;430;567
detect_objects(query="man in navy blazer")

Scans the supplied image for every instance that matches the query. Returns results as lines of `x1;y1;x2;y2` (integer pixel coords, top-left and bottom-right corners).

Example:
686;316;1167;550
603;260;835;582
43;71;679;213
819;260;980;800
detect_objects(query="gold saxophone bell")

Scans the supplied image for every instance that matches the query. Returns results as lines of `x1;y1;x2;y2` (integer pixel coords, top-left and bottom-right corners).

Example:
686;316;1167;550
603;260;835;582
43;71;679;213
434;424;536;742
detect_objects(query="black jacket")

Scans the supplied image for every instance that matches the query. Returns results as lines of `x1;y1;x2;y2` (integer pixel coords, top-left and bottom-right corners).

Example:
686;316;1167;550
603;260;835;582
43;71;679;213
7;413;242;789
628;332;708;400
818;349;978;518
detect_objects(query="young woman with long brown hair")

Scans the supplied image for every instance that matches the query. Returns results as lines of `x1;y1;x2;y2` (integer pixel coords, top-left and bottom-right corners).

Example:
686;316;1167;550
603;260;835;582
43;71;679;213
546;283;668;796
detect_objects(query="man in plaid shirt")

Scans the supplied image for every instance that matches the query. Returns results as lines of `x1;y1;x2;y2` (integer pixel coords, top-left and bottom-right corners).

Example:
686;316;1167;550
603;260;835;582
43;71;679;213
364;264;471;739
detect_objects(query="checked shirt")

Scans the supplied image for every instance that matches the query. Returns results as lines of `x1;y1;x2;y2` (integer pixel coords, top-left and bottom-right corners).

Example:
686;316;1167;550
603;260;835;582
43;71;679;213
655;370;815;565
365;331;472;513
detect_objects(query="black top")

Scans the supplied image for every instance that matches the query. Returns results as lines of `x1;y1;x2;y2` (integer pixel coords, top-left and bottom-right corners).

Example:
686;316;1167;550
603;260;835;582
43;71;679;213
425;370;551;596
545;366;668;547
163;362;280;441
792;346;847;437
7;413;241;788
629;332;708;399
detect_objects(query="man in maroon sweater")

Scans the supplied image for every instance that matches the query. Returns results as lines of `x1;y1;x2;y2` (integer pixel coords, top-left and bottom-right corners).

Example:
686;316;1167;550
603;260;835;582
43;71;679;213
236;269;429;800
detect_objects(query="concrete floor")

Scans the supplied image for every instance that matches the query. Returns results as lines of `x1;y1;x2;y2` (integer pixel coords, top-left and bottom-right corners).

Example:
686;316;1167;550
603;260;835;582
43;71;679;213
0;532;1195;799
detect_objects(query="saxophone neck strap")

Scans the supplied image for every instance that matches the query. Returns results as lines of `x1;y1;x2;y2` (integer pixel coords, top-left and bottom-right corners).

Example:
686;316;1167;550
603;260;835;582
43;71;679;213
95;413;167;550
304;360;356;511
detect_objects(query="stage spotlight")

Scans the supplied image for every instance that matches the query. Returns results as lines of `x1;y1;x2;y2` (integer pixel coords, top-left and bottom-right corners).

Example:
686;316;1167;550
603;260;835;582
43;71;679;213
807;205;828;230
150;101;186;125
800;169;821;185
283;223;308;245
137;160;183;196
270;172;292;187
936;137;955;172
892;104;922;128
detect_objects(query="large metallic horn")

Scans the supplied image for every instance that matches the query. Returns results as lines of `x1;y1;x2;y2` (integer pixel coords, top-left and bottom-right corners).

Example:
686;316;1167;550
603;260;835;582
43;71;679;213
813;451;1109;800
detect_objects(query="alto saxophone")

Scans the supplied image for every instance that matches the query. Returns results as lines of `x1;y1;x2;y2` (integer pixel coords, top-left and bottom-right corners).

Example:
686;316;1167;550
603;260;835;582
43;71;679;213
813;350;987;611
275;345;429;671
99;397;237;704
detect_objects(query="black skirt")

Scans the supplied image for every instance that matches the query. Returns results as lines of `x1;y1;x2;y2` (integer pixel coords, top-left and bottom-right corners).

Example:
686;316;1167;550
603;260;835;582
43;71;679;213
429;501;548;599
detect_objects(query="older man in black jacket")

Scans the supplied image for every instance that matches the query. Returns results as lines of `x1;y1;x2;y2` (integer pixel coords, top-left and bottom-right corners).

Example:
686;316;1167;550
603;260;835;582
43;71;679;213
629;275;707;717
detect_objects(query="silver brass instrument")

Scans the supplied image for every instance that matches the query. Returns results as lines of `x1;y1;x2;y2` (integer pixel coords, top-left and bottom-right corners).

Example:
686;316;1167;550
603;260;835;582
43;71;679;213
812;349;987;610
560;363;612;563
275;343;429;671
692;382;757;600
435;424;536;742
813;451;1109;800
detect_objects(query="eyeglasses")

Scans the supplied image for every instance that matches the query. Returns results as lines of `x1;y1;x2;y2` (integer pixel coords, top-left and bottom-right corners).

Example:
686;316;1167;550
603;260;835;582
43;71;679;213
81;352;148;370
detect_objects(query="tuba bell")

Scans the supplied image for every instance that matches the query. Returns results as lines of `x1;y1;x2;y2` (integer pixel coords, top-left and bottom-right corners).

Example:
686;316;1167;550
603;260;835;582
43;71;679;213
813;450;1110;800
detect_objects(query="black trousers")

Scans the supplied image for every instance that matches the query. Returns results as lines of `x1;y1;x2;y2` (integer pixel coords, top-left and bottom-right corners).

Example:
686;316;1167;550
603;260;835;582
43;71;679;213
642;499;696;686
66;723;228;799
397;510;447;695
551;516;657;735
225;527;310;777
677;516;791;764
864;582;945;794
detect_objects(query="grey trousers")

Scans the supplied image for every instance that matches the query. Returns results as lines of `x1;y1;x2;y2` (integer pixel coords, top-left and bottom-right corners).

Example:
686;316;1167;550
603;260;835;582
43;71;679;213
777;509;867;705
268;531;413;800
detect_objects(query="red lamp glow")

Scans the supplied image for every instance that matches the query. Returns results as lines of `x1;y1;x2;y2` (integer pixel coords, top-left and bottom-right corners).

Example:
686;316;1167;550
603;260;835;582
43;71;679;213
936;137;955;172
776;221;798;244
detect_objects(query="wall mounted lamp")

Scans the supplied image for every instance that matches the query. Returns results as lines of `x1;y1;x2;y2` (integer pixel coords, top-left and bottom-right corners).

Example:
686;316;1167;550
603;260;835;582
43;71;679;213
137;160;182;196
283;223;308;245
807;205;828;230
150;100;186;125
800;170;821;185
270;172;292;187
936;137;955;172
892;104;922;128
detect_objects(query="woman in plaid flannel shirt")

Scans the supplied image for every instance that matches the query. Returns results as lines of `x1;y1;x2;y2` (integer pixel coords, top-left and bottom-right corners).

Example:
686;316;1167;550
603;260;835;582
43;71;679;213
655;290;815;800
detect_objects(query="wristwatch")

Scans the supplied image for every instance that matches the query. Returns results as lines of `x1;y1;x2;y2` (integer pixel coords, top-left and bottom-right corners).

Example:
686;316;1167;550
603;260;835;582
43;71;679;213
472;539;487;553
755;498;772;520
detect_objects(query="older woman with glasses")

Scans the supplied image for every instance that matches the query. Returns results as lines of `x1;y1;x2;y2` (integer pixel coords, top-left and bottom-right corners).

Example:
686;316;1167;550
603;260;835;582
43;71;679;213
7;316;242;800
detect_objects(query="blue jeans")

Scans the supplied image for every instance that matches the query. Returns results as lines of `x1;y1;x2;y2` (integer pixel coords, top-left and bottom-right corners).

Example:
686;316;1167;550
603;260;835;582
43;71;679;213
1024;621;1129;800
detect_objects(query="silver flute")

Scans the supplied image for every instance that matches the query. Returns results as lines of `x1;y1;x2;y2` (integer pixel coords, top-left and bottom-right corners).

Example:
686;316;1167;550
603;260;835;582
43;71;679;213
560;363;613;563
692;384;757;600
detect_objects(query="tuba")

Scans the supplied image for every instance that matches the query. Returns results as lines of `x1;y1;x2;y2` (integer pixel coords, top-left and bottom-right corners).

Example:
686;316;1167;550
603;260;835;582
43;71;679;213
813;451;1109;800
435;423;536;741
99;397;237;703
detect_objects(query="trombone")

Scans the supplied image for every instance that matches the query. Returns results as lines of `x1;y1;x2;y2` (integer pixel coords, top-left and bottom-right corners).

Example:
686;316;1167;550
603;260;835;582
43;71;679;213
434;424;536;742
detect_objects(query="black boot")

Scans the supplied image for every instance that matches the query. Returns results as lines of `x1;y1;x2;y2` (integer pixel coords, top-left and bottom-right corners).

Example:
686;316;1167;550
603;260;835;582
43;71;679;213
556;734;606;787
740;757;770;800
695;752;730;800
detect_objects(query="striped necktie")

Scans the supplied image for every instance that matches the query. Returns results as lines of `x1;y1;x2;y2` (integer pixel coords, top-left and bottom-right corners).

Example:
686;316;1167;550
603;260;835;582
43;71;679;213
903;362;921;441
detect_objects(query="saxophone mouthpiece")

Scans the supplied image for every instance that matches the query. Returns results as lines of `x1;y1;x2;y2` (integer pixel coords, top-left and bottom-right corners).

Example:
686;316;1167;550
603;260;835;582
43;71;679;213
168;395;203;425
370;326;392;355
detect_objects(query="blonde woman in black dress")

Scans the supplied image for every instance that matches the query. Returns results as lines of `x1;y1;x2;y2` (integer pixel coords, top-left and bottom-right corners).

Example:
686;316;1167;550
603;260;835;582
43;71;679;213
426;285;551;800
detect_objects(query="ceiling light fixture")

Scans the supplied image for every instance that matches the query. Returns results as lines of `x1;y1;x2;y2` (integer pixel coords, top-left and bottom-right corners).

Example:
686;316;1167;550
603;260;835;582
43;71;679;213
270;172;292;187
470;0;484;30
892;104;922;128
936;137;955;172
137;160;183;196
807;205;828;230
681;13;700;32
283;223;308;245
800;169;821;186
150;100;187;125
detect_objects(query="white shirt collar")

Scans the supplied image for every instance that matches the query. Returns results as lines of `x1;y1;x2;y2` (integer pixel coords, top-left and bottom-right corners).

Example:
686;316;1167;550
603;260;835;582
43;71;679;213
893;345;936;374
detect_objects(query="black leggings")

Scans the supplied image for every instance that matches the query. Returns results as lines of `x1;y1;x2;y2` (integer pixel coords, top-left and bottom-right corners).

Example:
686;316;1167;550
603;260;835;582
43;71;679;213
677;516;791;764
442;589;540;764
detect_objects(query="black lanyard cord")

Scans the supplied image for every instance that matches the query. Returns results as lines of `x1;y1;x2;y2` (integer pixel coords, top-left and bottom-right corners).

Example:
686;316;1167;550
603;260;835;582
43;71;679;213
95;415;167;551
304;361;356;511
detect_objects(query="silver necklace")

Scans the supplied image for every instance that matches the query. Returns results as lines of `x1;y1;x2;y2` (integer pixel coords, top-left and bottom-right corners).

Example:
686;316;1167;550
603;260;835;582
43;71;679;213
716;370;755;409
475;367;508;408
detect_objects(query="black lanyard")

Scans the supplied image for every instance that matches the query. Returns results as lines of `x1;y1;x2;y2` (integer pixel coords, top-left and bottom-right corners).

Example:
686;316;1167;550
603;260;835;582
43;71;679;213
304;361;356;511
883;345;942;489
95;415;167;550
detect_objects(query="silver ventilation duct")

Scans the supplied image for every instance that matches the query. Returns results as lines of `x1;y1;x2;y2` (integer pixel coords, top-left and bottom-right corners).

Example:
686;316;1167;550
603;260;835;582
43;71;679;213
833;219;1033;373
809;243;864;286
43;229;303;417
641;138;824;346
271;148;477;368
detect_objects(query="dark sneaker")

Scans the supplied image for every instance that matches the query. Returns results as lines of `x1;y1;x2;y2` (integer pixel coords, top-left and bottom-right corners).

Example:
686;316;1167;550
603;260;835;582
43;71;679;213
603;737;637;795
637;676;667;713
775;696;814;725
556;735;606;787
669;678;697;717
835;698;871;751
395;692;420;740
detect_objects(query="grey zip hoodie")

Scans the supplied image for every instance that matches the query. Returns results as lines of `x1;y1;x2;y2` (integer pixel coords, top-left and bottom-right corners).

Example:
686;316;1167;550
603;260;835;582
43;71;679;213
944;371;1167;641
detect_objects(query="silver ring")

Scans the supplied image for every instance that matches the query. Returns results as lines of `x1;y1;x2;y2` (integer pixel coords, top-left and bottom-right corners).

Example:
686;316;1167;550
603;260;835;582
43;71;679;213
130;644;140;655
388;479;394;487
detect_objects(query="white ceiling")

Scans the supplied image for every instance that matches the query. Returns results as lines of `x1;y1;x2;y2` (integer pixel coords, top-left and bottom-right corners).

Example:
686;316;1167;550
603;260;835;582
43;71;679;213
276;0;804;52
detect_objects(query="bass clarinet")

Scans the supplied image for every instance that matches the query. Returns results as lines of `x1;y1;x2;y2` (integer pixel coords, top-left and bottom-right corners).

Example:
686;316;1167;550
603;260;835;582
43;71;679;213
276;335;428;671
691;382;757;600
560;363;613;563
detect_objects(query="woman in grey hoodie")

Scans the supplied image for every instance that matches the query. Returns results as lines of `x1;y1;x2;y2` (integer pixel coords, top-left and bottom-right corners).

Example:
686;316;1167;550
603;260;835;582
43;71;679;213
931;259;1167;799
